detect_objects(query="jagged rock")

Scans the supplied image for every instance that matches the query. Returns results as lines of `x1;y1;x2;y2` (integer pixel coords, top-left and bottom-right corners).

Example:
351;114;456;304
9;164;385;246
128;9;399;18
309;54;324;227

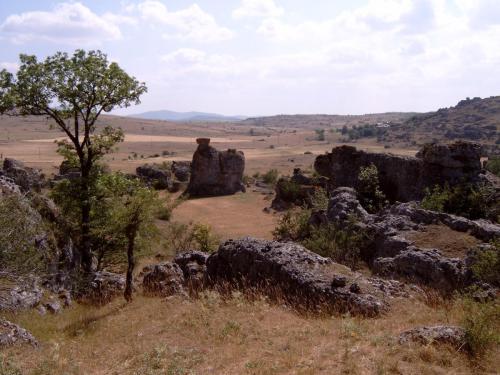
2;158;44;192
0;175;21;196
315;142;486;202
142;262;185;296
174;251;208;290
372;248;466;291
186;138;245;197
136;163;173;190
0;319;38;348
44;300;61;314
327;187;371;225
399;326;466;349
75;271;125;305
171;161;191;182
0;281;43;311
206;237;388;316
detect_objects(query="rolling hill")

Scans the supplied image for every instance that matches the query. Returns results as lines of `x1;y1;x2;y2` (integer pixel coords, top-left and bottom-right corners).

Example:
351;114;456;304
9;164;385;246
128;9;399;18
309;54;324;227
129;110;247;122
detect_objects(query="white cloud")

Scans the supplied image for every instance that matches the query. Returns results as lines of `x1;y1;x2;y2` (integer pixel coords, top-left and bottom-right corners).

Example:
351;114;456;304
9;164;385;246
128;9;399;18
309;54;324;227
0;2;122;45
0;62;19;72
233;0;284;19
136;1;233;42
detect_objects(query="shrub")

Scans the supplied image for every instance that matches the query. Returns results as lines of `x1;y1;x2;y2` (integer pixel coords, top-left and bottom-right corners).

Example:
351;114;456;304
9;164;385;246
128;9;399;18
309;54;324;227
310;187;329;211
460;298;500;358
262;169;279;185
357;164;387;213
486;156;500;177
470;240;500;286
277;179;302;202
273;208;312;242
315;129;325;141
421;183;499;222
192;224;220;253
164;222;195;255
302;219;368;270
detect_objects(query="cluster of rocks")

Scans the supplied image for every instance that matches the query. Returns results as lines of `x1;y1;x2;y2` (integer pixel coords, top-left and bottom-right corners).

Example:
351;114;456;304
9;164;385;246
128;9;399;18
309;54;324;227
398;325;466;350
0;158;44;192
140;240;396;317
314;141;495;202
315;187;499;293
135;160;191;192
0;319;38;348
186;138;245;197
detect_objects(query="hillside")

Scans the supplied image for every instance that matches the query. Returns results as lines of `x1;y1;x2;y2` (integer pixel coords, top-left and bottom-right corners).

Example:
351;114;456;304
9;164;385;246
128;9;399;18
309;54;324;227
382;96;500;151
129;110;246;122
242;112;416;129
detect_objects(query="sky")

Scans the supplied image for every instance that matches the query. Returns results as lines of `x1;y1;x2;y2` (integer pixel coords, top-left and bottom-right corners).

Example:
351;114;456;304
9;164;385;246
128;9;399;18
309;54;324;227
1;0;500;116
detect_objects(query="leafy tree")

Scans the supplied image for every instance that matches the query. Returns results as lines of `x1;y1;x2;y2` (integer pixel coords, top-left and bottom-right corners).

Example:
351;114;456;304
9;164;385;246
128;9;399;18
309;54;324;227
315;128;325;141
357;164;387;213
94;173;160;302
0;50;147;272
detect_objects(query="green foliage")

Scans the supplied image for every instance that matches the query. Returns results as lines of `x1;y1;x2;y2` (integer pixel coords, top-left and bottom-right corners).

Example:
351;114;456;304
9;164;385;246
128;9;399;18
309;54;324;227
163;222;196;255
357;164;387;213
470;240;500;286
277;179;302;202
302;219;368;270
310;187;329;211
273;208;312;242
192;223;220;253
262;169;279;185
460;298;500;358
315;129;325;141
421;183;499;222
485;156;500;177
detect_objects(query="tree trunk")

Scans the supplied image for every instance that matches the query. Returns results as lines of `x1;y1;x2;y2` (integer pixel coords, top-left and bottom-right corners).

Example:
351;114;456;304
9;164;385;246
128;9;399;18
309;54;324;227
80;164;93;273
124;231;136;302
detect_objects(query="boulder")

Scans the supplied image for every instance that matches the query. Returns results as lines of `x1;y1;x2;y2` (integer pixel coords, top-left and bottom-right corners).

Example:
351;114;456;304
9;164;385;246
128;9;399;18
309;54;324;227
174;251;208;290
398;326;466;349
0;175;21;196
0;319;38;348
206;237;388;316
142;262;185;296
314;142;486;202
0;281;43;311
74;271;125;305
2;158;43;192
136;163;173;190
186;139;245;197
171;161;191;182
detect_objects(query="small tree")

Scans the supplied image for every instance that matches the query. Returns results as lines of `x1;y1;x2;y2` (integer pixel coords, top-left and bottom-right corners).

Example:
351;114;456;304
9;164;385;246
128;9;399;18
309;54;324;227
315;129;325;141
95;173;159;302
357;164;387;213
0;50;147;272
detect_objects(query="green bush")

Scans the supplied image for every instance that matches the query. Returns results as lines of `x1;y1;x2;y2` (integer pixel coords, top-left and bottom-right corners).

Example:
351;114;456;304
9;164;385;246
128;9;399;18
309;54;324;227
273;208;312;242
357;164;387;213
262;169;279;185
192;224;220;253
485;156;500;177
310;187;329;211
470;240;500;286
315;129;325;141
277;179;302;202
460;298;500;358
421;183;499;222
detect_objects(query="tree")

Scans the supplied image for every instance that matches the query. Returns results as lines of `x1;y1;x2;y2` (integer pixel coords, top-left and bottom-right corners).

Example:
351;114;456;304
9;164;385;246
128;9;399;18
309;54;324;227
94;173;159;302
0;50;147;272
357;164;387;213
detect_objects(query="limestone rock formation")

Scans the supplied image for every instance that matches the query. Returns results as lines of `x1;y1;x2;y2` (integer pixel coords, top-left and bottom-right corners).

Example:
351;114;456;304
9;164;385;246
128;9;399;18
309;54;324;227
314;141;486;202
206;237;388;316
142;262;185;296
136;163;173;190
398;326;466;349
171;161;191;182
1;158;44;192
174;251;208;290
0;319;38;348
186;138;245;197
74;271;125;305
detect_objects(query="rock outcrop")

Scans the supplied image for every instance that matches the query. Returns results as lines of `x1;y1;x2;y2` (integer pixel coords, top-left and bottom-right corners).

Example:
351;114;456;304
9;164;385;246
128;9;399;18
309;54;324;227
398;326;466;349
136;163;173;190
1;158;44;192
323;188;500;292
142;262;185;297
0;320;38;348
206;237;388;316
314;142;485;202
74;271;125;305
186;138;245;197
174;251;208;290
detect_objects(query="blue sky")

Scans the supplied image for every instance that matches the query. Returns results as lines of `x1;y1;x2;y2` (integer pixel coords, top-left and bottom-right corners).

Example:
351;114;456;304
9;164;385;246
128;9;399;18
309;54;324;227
1;0;499;116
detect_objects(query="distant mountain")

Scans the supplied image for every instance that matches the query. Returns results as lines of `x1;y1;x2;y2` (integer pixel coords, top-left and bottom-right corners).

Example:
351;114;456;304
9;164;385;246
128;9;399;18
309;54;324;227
129;110;247;122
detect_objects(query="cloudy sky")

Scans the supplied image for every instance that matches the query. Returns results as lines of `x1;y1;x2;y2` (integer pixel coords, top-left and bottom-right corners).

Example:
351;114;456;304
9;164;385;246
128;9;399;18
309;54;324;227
1;0;499;116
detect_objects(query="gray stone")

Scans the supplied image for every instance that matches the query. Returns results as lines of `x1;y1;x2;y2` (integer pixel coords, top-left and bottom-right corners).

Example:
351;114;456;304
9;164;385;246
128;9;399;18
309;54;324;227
0;319;38;348
399;325;466;349
187;139;245;197
142;262;185;296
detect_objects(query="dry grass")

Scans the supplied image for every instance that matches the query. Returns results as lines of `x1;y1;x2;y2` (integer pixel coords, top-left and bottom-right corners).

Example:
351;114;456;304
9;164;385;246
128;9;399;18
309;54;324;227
2;292;498;375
